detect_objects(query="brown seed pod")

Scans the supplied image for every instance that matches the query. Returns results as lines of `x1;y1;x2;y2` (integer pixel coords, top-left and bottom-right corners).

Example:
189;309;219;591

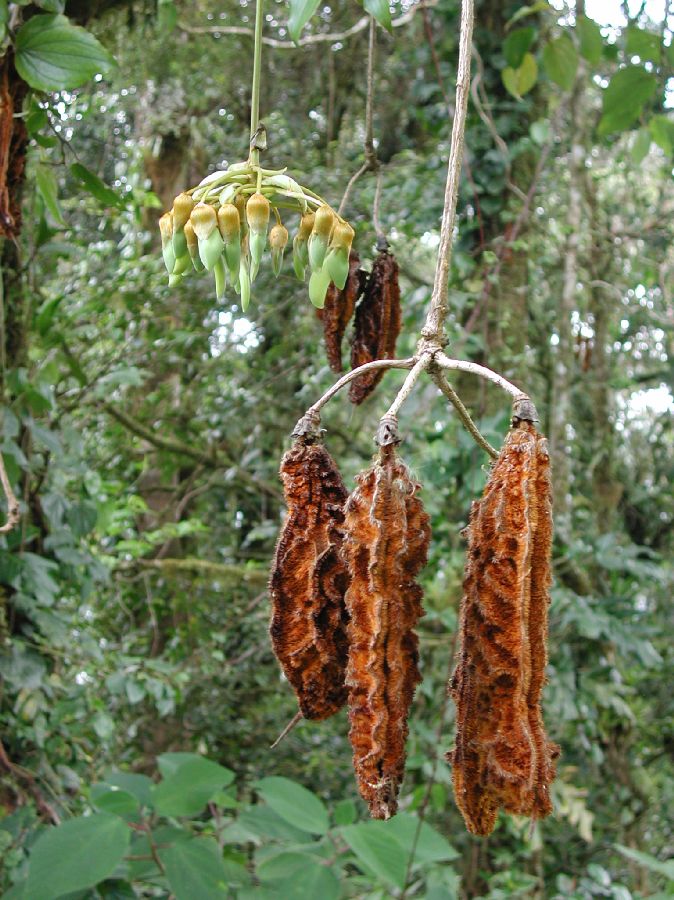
269;437;350;721
317;251;366;373
446;420;559;836
0;53;29;239
342;445;431;819
349;249;402;405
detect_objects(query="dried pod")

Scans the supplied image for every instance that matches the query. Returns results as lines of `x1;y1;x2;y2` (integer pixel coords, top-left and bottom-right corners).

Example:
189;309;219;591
342;445;431;819
349;249;402;405
318;251;366;373
269;437;350;721
446;420;559;836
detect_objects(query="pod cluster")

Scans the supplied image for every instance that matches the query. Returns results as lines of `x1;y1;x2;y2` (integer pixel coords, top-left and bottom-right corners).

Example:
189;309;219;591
158;161;354;311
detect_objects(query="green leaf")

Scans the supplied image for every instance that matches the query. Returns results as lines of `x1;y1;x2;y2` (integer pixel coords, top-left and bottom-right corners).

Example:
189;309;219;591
364;0;392;33
381;813;459;865
598;66;657;135
23;813;130;899
152;757;234;817
502;52;538;98
542;35;578;90
268;861;340;900
35;165;65;227
506;1;549;29
105;772;154;807
333;798;357;826
15;14;114;92
615;845;674;880
252;776;329;835
576;15;602;64
71;163;125;209
287;0;321;42
159;837;229;900
503;27;536;68
340;822;408;889
90;785;140;819
66;501;98;538
631;128;651;163
649;115;674;155
626;26;662;62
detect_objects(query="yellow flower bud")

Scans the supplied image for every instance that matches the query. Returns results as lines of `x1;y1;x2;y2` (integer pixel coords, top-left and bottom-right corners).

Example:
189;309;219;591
297;212;315;241
330;220;355;252
172;192;194;231
218;203;241;243
269;223;289;252
159;212;173;245
313;205;335;239
246;192;270;234
190;202;218;241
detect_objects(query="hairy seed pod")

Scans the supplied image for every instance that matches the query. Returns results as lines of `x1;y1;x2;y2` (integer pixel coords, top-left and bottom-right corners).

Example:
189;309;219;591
342;445;431;819
349;249;402;405
317;252;366;373
269;437;350;721
446;420;559;836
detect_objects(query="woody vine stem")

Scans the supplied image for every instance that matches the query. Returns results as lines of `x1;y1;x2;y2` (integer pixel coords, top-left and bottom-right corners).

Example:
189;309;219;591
297;0;536;448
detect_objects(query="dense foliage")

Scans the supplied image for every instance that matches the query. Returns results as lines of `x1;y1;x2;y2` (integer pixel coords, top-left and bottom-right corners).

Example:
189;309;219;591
0;0;672;897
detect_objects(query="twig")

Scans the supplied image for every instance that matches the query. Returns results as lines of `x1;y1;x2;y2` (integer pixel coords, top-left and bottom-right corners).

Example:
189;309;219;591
299;357;415;422
337;163;368;217
435;351;528;401
432;371;498;458
381;354;432;421
420;0;474;346
270;710;303;749
0;451;20;534
372;168;386;244
178;1;437;49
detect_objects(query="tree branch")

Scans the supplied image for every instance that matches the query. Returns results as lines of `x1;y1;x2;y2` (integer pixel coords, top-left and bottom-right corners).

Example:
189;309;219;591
431;371;498;458
0;451;20;535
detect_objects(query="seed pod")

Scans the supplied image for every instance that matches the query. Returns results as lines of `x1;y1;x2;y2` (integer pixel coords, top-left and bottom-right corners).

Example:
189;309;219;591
446;421;559;837
308;205;335;271
309;265;332;309
349;249;402;405
159;212;176;274
269;436;350;721
184;220;204;272
342;445;431;819
318;251;366;373
324;221;355;291
270;223;289;277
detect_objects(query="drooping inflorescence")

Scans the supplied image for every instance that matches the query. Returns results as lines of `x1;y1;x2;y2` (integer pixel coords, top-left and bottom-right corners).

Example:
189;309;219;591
446;418;559;836
158;163;354;311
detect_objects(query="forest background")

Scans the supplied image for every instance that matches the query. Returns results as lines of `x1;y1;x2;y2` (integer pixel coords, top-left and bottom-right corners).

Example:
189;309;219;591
0;0;672;897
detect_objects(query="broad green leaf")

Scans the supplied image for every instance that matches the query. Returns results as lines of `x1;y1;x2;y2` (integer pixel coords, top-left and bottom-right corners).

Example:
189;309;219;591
35;165;65;227
90;785;140;819
502;52;538;98
333;798;357;826
626;26;661;62
271;862;340;900
503;27;536;68
381;813;459;865
66;501;98;538
157;751;206;777
15;14;114;92
252;776;329;835
364;0;392;33
631;128;651;163
542;35;578;90
152;757;234;817
227;804;310;843
288;0;321;43
23;813;130;899
105;772;154;807
71;163;125;209
340;822;408;889
159;837;229;900
256;850;316;880
649;115;674;155
598;66;657;135
577;15;602;64
615;845;674;880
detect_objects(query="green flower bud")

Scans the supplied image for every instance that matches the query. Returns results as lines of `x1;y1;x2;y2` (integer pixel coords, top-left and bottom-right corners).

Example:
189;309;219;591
214;256;226;301
184;220;204;271
324;246;349;290
249;230;266;277
235;195;248;238
168;273;183;287
190;202;218;241
308;205;335;271
224;239;241;287
330;220;355;253
172;192;194;230
198;228;225;271
308;265;332;309
239;256;251;312
173;253;192;276
292;245;306;281
269;223;288;277
293;212;314;271
246;192;270;234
